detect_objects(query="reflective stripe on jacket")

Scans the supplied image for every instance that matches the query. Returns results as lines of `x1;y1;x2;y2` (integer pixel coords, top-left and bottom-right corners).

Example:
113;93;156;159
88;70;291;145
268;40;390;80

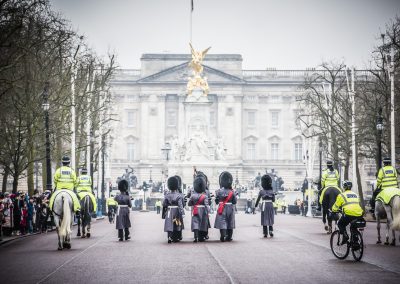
321;169;339;189
377;166;398;190
53;166;77;190
332;190;363;217
76;174;92;192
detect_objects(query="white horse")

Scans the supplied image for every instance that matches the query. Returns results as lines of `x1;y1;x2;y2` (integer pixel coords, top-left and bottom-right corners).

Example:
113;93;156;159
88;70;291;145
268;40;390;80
53;191;74;250
375;195;400;246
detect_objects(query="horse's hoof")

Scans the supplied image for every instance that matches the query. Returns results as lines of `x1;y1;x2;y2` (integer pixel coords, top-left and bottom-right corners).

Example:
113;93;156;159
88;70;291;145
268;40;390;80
384;241;389;245
86;233;91;238
58;247;63;251
81;235;86;238
376;240;382;244
390;241;396;246
77;233;81;237
64;243;71;249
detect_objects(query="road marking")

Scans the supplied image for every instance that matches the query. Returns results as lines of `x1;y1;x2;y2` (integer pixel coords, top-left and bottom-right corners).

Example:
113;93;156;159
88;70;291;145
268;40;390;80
206;244;235;284
278;227;400;276
36;230;112;284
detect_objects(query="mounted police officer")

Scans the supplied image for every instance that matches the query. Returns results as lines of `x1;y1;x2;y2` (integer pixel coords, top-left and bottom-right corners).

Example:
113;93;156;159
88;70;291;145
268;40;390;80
106;192;118;223
319;160;340;210
370;157;399;213
76;168;97;213
332;181;364;244
49;156;80;213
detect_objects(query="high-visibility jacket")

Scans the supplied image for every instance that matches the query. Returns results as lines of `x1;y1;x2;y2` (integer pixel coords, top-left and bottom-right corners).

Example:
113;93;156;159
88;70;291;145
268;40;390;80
376;166;398;190
376;187;400;205
76;174;92;192
332;190;363;217
106;197;118;206
53;166;77;190
321;168;340;189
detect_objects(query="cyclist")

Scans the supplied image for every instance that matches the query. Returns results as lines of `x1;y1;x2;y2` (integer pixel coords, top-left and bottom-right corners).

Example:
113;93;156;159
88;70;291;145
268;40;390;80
106;193;118;223
332;180;364;244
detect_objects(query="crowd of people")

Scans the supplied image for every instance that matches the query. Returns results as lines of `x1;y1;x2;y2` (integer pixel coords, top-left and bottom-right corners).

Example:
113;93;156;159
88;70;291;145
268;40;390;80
0;190;54;241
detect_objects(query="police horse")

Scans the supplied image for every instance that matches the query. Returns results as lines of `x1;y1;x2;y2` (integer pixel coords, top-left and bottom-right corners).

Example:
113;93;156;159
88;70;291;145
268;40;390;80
375;195;400;246
53;191;74;250
321;187;341;234
76;194;94;238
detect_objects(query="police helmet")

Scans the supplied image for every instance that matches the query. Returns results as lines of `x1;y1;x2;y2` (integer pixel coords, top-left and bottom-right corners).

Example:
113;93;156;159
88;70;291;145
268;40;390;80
61;156;70;165
81;168;88;174
219;171;233;189
343;180;352;190
326;160;333;167
383;157;391;165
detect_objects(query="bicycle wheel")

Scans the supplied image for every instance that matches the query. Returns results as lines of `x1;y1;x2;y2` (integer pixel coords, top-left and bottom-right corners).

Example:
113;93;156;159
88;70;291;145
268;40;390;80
351;230;364;261
330;230;350;259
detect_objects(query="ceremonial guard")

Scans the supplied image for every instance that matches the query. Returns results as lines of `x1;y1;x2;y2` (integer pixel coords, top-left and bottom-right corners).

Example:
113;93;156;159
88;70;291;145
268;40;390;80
195;170;212;238
255;175;276;237
163;176;185;243
115;179;132;241
214;171;237;242
188;177;209;242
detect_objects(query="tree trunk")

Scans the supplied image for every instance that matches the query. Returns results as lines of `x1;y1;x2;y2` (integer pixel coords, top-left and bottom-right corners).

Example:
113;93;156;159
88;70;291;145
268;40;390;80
2;167;9;193
27;161;34;196
12;174;19;193
42;158;47;191
344;157;350;180
355;147;364;211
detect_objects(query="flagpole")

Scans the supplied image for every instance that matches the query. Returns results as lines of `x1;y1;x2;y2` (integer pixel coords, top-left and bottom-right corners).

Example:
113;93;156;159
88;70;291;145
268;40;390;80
190;0;193;43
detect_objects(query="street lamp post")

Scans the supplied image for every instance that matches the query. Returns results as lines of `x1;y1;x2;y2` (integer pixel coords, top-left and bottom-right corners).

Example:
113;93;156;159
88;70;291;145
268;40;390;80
381;34;396;167
376;108;384;171
318;138;323;192
42;82;52;192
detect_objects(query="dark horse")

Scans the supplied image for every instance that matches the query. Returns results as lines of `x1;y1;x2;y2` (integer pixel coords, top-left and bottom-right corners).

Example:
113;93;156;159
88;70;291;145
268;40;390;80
321;187;341;234
76;195;94;238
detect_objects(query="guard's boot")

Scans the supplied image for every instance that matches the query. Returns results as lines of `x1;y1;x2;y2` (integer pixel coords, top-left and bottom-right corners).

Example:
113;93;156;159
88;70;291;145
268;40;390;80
226;229;233;241
125;228;130;240
269;226;274;237
220;229;226;242
263;226;268;237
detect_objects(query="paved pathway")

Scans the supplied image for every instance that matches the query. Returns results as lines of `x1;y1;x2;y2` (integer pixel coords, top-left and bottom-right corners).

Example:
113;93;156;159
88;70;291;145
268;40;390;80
1;212;399;283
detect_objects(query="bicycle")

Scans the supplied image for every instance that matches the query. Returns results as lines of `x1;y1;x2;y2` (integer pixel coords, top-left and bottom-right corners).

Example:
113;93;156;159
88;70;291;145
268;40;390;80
108;206;116;224
330;212;366;261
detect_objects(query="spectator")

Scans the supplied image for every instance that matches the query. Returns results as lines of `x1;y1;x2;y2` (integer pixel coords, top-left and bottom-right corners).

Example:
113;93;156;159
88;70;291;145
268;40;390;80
13;192;22;235
27;197;35;234
0;193;5;241
155;199;162;214
20;201;28;235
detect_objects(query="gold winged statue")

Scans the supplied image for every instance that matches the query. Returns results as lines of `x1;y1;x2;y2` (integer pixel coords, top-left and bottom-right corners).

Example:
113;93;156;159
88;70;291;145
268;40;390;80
189;43;211;75
187;43;211;96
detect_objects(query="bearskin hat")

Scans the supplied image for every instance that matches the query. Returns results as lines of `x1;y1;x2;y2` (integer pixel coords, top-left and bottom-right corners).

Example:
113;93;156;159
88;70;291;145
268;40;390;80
174;175;182;193
261;174;272;190
168;176;179;191
118;179;129;192
219;171;233;189
196;171;209;188
193;176;206;193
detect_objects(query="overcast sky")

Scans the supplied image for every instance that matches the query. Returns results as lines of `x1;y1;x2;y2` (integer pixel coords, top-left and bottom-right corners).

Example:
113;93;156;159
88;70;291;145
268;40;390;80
50;0;399;70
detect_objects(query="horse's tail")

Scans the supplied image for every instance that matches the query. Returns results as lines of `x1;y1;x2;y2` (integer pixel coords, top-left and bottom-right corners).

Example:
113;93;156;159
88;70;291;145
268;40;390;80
84;195;90;222
391;196;400;231
60;194;72;238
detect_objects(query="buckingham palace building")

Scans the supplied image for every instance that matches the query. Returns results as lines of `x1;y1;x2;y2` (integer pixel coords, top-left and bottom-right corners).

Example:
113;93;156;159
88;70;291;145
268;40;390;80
107;53;325;191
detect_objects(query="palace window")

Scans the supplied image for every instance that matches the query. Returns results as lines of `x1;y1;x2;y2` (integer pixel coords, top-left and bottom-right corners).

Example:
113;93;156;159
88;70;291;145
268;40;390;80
247;143;256;160
127;110;136;127
127;143;135;161
271;143;279;160
247;111;256;127
294;143;303;161
271;111;280;128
